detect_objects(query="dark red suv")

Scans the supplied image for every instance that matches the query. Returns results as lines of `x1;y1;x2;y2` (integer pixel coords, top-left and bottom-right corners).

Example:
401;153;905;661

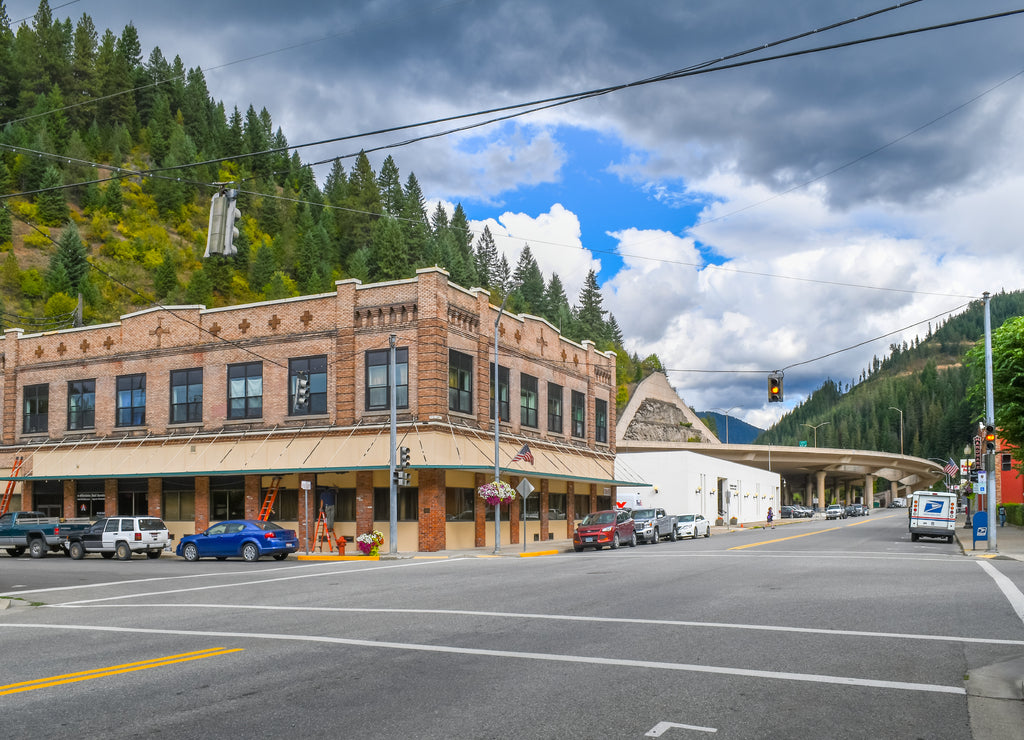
573;509;637;551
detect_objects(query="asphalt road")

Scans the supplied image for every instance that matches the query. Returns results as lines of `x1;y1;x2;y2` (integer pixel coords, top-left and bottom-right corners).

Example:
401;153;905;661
2;513;1023;739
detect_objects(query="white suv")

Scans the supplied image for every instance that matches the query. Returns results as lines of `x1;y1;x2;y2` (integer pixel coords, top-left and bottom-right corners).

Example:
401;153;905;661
825;505;846;520
68;516;170;560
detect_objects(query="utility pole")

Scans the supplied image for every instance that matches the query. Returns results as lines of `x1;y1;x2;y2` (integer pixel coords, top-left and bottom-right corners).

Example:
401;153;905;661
983;293;997;552
388;334;398;554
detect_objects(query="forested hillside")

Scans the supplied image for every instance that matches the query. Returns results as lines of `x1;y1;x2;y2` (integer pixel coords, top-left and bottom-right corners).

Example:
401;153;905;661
0;2;668;401
756;291;1024;461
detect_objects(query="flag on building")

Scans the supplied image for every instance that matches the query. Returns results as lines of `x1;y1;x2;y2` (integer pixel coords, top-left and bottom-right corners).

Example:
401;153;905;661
943;458;958;477
510;444;534;465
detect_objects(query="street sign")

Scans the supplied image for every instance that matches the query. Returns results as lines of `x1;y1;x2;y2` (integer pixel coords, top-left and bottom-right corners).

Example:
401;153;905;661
516;478;534;498
798;441;808;447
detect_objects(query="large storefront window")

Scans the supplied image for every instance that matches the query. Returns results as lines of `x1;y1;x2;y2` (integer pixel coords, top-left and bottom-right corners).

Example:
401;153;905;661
210;476;245;520
117;479;148;516
549;493;567;520
373;486;418;521
32;480;62;517
76;480;106;518
445;488;475;520
574;494;591;519
163;478;196;521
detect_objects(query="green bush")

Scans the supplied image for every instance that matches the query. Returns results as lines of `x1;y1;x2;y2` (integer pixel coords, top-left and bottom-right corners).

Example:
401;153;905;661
1002;503;1022;526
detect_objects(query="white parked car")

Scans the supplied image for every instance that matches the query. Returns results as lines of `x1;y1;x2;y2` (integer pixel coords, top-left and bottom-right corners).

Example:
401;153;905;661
675;513;711;539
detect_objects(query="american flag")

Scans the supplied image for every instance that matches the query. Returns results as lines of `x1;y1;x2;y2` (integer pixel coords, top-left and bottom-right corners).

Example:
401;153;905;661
943;458;958;477
510;444;534;465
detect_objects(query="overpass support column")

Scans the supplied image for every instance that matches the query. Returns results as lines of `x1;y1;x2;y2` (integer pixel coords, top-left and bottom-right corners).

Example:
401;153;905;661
863;474;875;509
890;481;898;506
816;470;827;508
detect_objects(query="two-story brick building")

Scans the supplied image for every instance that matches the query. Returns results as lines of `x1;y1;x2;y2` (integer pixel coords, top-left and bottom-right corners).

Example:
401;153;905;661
0;268;635;552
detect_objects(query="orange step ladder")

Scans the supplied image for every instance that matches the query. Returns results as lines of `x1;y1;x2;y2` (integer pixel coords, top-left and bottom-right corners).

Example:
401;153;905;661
0;456;24;517
257;476;283;521
311;502;336;553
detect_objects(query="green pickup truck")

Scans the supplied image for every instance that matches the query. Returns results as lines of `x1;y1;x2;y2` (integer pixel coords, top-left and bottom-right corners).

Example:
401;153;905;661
0;511;92;558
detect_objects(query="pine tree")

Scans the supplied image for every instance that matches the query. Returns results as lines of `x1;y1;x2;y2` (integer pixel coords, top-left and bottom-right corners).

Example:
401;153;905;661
370;217;409;281
52;224;89;294
0;204;12;247
450;203;477;287
36;166;69;225
513;245;545;313
378;155;403;217
250;243;278;293
154;251;178;299
575;269;607;345
185;267;213;305
400;173;429;267
474;225;498;288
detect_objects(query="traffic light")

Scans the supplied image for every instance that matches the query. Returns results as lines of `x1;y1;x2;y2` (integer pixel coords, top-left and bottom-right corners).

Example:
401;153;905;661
204;189;242;257
984;424;996;452
398;446;410;469
293;371;310;412
393;469;410;486
768;373;783;403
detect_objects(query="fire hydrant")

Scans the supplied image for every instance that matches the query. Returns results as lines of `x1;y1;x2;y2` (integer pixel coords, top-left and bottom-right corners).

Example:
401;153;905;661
336;535;346;554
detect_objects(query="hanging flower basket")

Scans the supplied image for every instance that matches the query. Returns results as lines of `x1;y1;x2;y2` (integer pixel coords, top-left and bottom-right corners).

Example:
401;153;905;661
478;481;517;506
356;529;385;555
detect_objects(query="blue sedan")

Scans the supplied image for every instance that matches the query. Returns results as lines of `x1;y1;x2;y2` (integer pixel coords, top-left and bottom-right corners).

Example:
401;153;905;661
176;520;299;562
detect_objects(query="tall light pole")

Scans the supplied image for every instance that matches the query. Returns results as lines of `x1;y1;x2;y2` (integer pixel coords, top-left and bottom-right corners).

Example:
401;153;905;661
493;291;512;555
711;406;739;444
802;421;830;448
889;406;904;455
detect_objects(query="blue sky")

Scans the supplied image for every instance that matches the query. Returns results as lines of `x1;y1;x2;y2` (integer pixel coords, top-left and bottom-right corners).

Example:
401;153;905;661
31;0;1024;431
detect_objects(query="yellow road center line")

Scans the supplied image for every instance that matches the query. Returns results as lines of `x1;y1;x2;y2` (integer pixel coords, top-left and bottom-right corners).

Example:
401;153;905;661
0;647;242;696
729;527;842;550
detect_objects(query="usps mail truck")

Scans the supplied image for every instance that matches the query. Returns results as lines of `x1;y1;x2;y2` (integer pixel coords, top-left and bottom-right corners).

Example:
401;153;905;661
908;491;956;543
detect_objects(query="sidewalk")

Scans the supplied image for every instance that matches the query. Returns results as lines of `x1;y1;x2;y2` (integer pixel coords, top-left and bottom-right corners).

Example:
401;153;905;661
955;514;1024;562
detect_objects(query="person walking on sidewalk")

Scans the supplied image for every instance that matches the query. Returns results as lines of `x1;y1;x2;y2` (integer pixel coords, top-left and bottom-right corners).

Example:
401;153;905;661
766;507;775;529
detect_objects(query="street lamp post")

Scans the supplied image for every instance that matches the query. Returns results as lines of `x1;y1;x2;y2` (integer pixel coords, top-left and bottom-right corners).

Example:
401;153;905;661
889;406;904;455
711;406;740;444
802;421;830;448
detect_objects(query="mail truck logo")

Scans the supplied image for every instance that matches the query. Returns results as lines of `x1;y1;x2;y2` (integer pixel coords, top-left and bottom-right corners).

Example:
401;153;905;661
924;501;944;514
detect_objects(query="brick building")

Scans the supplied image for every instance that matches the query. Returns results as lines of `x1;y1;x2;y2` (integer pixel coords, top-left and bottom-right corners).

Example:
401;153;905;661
0;268;633;551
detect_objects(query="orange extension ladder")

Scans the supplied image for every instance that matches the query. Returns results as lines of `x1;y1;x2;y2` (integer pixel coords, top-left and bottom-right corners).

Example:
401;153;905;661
311;502;336;553
257;476;283;521
0;456;25;517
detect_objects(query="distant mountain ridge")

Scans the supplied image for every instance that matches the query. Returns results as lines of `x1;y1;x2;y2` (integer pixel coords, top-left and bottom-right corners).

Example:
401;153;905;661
697;411;763;444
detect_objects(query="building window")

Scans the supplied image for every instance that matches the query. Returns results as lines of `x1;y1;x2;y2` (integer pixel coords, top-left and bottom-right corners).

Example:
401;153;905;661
23;384;49;434
228;362;262;419
489;363;510;422
116;374;146;427
445;488;476;521
374;486;418;521
1002;453;1012;472
520;374;538;427
68;379;95;430
162;478;196;521
170;368;203;423
366;348;408;411
571;390;586;438
117;479;148;516
550;492;567;519
210;477;246;519
548;383;563;433
448;350;473;414
595;398;608;443
290;356;328;415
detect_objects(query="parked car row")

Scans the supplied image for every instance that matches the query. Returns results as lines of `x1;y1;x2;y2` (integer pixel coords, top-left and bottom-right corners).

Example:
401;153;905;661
4;512;298;563
573;510;712;552
779;505;813;519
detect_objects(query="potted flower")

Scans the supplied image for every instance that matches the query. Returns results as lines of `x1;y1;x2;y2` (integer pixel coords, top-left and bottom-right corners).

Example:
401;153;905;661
477;480;517;506
356;529;385;555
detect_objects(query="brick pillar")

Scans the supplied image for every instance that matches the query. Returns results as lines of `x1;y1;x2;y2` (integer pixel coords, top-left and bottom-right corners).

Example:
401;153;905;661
63;480;76;519
356;470;374;537
508;476;520;545
474;472;487;547
417;468;446;552
539;478;549;542
589;482;598;513
195;476;210;532
105;478;117;517
148;477;162;519
20;479;33;511
244;474;260;520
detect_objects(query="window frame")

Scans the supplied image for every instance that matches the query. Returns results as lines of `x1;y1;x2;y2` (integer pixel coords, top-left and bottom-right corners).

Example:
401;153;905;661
520;373;538;428
365;348;409;411
289;355;328;415
448;349;474;415
571;389;586;438
23;384;49;434
67;379;96;431
115;373;147;427
169;368;203;424
547;382;563;433
227;362;263;420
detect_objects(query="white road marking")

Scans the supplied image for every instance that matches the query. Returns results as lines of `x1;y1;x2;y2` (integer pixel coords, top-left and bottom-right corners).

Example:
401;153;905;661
50;603;1024;647
977;560;1024;626
646;721;717;736
0;622;967;695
